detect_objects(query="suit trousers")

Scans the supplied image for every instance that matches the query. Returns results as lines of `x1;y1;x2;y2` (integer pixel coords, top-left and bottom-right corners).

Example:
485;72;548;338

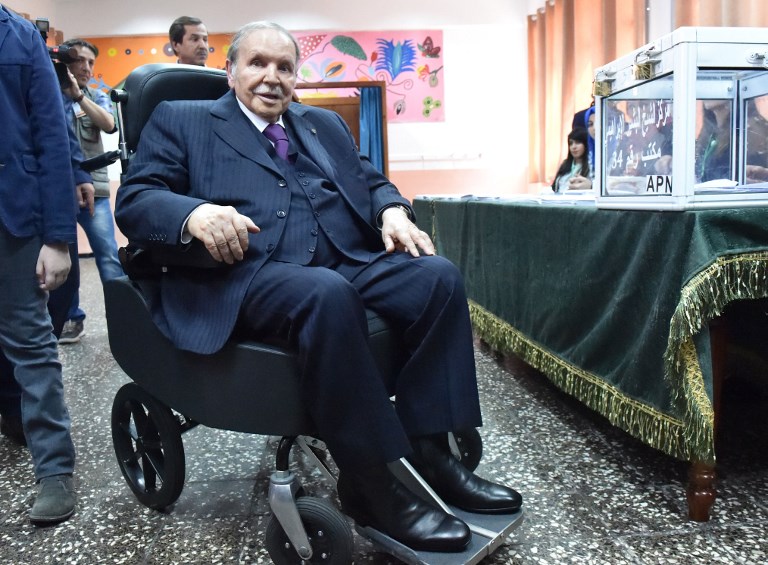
0;228;75;479
239;251;481;471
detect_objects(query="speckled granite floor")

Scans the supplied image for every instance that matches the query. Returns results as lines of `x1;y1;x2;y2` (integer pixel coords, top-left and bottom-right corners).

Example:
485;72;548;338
2;257;768;564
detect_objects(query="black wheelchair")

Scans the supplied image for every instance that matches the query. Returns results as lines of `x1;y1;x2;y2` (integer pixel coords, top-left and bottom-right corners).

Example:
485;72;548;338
104;63;523;564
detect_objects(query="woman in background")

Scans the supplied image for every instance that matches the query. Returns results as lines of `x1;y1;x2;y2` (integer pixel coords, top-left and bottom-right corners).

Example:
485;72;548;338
584;106;596;175
552;127;592;193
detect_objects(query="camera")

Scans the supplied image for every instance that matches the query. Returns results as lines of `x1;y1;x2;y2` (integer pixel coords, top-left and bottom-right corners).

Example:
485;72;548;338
34;18;78;89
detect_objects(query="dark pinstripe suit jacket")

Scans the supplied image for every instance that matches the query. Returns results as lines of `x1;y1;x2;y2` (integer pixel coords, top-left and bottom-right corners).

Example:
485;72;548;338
115;90;410;354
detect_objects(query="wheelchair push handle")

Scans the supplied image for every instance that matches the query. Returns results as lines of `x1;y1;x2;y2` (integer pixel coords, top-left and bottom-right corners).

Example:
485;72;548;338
109;88;131;173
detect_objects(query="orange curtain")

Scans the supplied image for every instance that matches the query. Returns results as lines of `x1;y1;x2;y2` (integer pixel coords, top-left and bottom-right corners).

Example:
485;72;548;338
527;0;647;185
676;0;768;27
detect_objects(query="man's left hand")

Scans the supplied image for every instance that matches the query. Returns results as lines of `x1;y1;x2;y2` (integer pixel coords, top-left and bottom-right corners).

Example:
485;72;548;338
381;206;435;257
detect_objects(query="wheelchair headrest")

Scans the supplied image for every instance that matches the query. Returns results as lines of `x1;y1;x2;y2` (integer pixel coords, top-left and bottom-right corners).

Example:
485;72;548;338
118;63;230;152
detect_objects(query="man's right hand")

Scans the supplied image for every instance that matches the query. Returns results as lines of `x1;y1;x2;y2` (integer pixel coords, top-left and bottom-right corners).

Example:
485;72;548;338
76;182;96;216
187;203;260;264
36;243;71;290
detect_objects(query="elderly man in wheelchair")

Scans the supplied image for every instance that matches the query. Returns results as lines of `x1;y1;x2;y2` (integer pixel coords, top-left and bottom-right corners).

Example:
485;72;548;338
111;20;522;562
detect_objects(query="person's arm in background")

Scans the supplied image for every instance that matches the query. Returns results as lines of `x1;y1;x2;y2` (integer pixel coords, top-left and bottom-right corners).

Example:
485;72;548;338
62;94;95;216
63;69;116;133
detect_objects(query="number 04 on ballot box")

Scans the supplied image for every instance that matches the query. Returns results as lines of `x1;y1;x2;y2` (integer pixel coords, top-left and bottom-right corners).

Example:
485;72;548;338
593;27;768;210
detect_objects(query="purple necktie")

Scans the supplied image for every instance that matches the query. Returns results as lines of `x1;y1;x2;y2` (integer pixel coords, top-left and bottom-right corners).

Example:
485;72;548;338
263;123;289;161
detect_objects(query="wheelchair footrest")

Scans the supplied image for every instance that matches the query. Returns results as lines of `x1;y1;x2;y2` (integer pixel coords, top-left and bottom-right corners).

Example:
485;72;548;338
355;508;524;565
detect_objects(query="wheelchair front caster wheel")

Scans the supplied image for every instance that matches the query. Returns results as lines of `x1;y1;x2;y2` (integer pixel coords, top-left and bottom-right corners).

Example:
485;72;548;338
111;382;185;510
265;497;353;564
451;427;483;472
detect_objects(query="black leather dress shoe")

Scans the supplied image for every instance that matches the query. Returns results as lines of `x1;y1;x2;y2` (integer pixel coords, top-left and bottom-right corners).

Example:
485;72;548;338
337;464;471;552
0;414;27;447
408;434;522;514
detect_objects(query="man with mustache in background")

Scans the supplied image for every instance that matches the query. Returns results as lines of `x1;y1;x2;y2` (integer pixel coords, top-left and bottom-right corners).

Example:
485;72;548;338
169;16;209;66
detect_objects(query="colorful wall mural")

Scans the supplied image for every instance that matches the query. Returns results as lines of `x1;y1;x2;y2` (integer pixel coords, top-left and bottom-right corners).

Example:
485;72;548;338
84;30;444;123
294;30;444;122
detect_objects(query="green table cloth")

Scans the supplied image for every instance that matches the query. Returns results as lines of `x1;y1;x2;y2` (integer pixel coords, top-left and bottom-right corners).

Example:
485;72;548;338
414;196;768;464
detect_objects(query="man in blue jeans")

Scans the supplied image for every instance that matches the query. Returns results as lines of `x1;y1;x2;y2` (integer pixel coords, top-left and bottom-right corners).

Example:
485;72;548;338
59;38;123;344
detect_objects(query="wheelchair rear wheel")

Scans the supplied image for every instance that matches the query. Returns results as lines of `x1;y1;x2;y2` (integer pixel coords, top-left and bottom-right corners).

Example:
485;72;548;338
451;428;483;472
265;497;353;564
111;382;185;510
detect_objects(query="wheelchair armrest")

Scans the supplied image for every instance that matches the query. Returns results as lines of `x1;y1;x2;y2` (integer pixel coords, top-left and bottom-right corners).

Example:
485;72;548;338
119;241;222;279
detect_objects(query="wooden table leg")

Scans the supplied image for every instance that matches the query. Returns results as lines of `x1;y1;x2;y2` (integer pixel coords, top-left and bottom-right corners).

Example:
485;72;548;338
709;319;726;437
687;461;716;522
686;320;726;522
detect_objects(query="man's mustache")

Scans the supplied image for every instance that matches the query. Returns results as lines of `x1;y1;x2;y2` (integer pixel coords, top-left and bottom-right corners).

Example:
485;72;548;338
253;86;284;97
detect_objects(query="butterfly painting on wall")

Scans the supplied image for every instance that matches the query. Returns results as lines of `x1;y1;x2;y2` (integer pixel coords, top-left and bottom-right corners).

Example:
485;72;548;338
418;36;441;58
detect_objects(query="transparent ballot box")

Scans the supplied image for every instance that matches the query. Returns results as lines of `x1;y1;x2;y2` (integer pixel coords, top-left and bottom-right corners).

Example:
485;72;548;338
594;27;768;210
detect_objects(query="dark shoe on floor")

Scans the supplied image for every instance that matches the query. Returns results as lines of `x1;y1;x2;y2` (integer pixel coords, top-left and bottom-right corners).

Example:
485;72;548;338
0;414;26;447
30;475;76;525
409;433;522;514
58;320;85;344
337;464;471;552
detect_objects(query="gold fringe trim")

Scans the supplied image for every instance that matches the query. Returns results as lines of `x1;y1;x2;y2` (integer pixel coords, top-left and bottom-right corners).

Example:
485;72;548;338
664;252;768;463
470;302;686;461
675;337;713;462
